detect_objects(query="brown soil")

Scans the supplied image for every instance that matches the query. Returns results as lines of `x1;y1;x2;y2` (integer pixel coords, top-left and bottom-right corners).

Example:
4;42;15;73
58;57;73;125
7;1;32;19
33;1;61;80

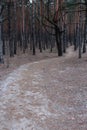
0;49;57;81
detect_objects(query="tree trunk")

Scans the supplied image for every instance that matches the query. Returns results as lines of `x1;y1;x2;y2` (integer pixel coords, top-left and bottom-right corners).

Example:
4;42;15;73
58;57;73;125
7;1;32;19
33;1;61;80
32;0;36;55
0;23;3;63
55;26;62;56
0;5;4;63
79;2;82;58
83;1;87;53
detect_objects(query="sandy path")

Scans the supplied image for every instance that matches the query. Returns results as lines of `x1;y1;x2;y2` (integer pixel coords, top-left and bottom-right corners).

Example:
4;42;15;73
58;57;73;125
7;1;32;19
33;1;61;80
0;48;87;130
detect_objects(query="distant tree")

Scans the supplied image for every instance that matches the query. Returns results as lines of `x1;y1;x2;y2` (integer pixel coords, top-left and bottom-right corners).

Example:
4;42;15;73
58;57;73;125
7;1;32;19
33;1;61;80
0;3;4;63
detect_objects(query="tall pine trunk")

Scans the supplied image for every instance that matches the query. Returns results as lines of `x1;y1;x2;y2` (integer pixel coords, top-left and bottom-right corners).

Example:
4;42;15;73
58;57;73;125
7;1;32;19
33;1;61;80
32;0;36;55
0;5;4;63
0;22;3;63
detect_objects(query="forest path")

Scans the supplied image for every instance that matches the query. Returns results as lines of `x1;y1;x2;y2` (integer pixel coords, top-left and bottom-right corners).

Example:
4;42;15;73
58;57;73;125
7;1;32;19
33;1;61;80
0;47;87;130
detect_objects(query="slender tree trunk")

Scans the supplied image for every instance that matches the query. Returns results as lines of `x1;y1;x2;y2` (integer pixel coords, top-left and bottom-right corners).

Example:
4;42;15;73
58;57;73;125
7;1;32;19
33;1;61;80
0;23;3;63
22;0;25;53
32;0;36;55
5;40;9;68
0;5;4;63
8;2;14;57
14;0;17;54
63;23;66;53
79;2;82;58
83;0;87;53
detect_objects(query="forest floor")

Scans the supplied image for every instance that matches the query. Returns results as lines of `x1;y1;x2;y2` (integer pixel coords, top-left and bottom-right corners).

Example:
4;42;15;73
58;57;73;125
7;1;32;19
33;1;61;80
0;47;87;130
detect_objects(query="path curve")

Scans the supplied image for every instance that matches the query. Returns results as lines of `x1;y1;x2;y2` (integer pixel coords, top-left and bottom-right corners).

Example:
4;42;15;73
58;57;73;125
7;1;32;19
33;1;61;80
0;55;87;130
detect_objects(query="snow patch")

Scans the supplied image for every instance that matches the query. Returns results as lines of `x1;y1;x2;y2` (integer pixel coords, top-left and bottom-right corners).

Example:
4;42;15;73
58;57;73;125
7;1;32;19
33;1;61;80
0;62;58;130
11;117;47;130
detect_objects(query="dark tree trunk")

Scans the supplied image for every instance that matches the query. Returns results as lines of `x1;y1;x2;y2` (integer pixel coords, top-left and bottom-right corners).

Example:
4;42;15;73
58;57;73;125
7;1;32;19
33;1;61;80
63;23;66;53
83;1;87;53
55;25;62;56
32;0;36;55
0;5;4;63
8;3;14;57
0;24;3;63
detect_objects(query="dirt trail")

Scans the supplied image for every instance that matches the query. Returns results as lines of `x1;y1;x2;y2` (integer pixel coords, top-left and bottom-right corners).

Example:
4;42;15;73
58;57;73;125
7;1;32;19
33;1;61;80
0;47;87;130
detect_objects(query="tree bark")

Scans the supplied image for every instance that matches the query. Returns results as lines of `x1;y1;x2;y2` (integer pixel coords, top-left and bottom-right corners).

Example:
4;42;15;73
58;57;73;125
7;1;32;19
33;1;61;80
0;5;4;63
